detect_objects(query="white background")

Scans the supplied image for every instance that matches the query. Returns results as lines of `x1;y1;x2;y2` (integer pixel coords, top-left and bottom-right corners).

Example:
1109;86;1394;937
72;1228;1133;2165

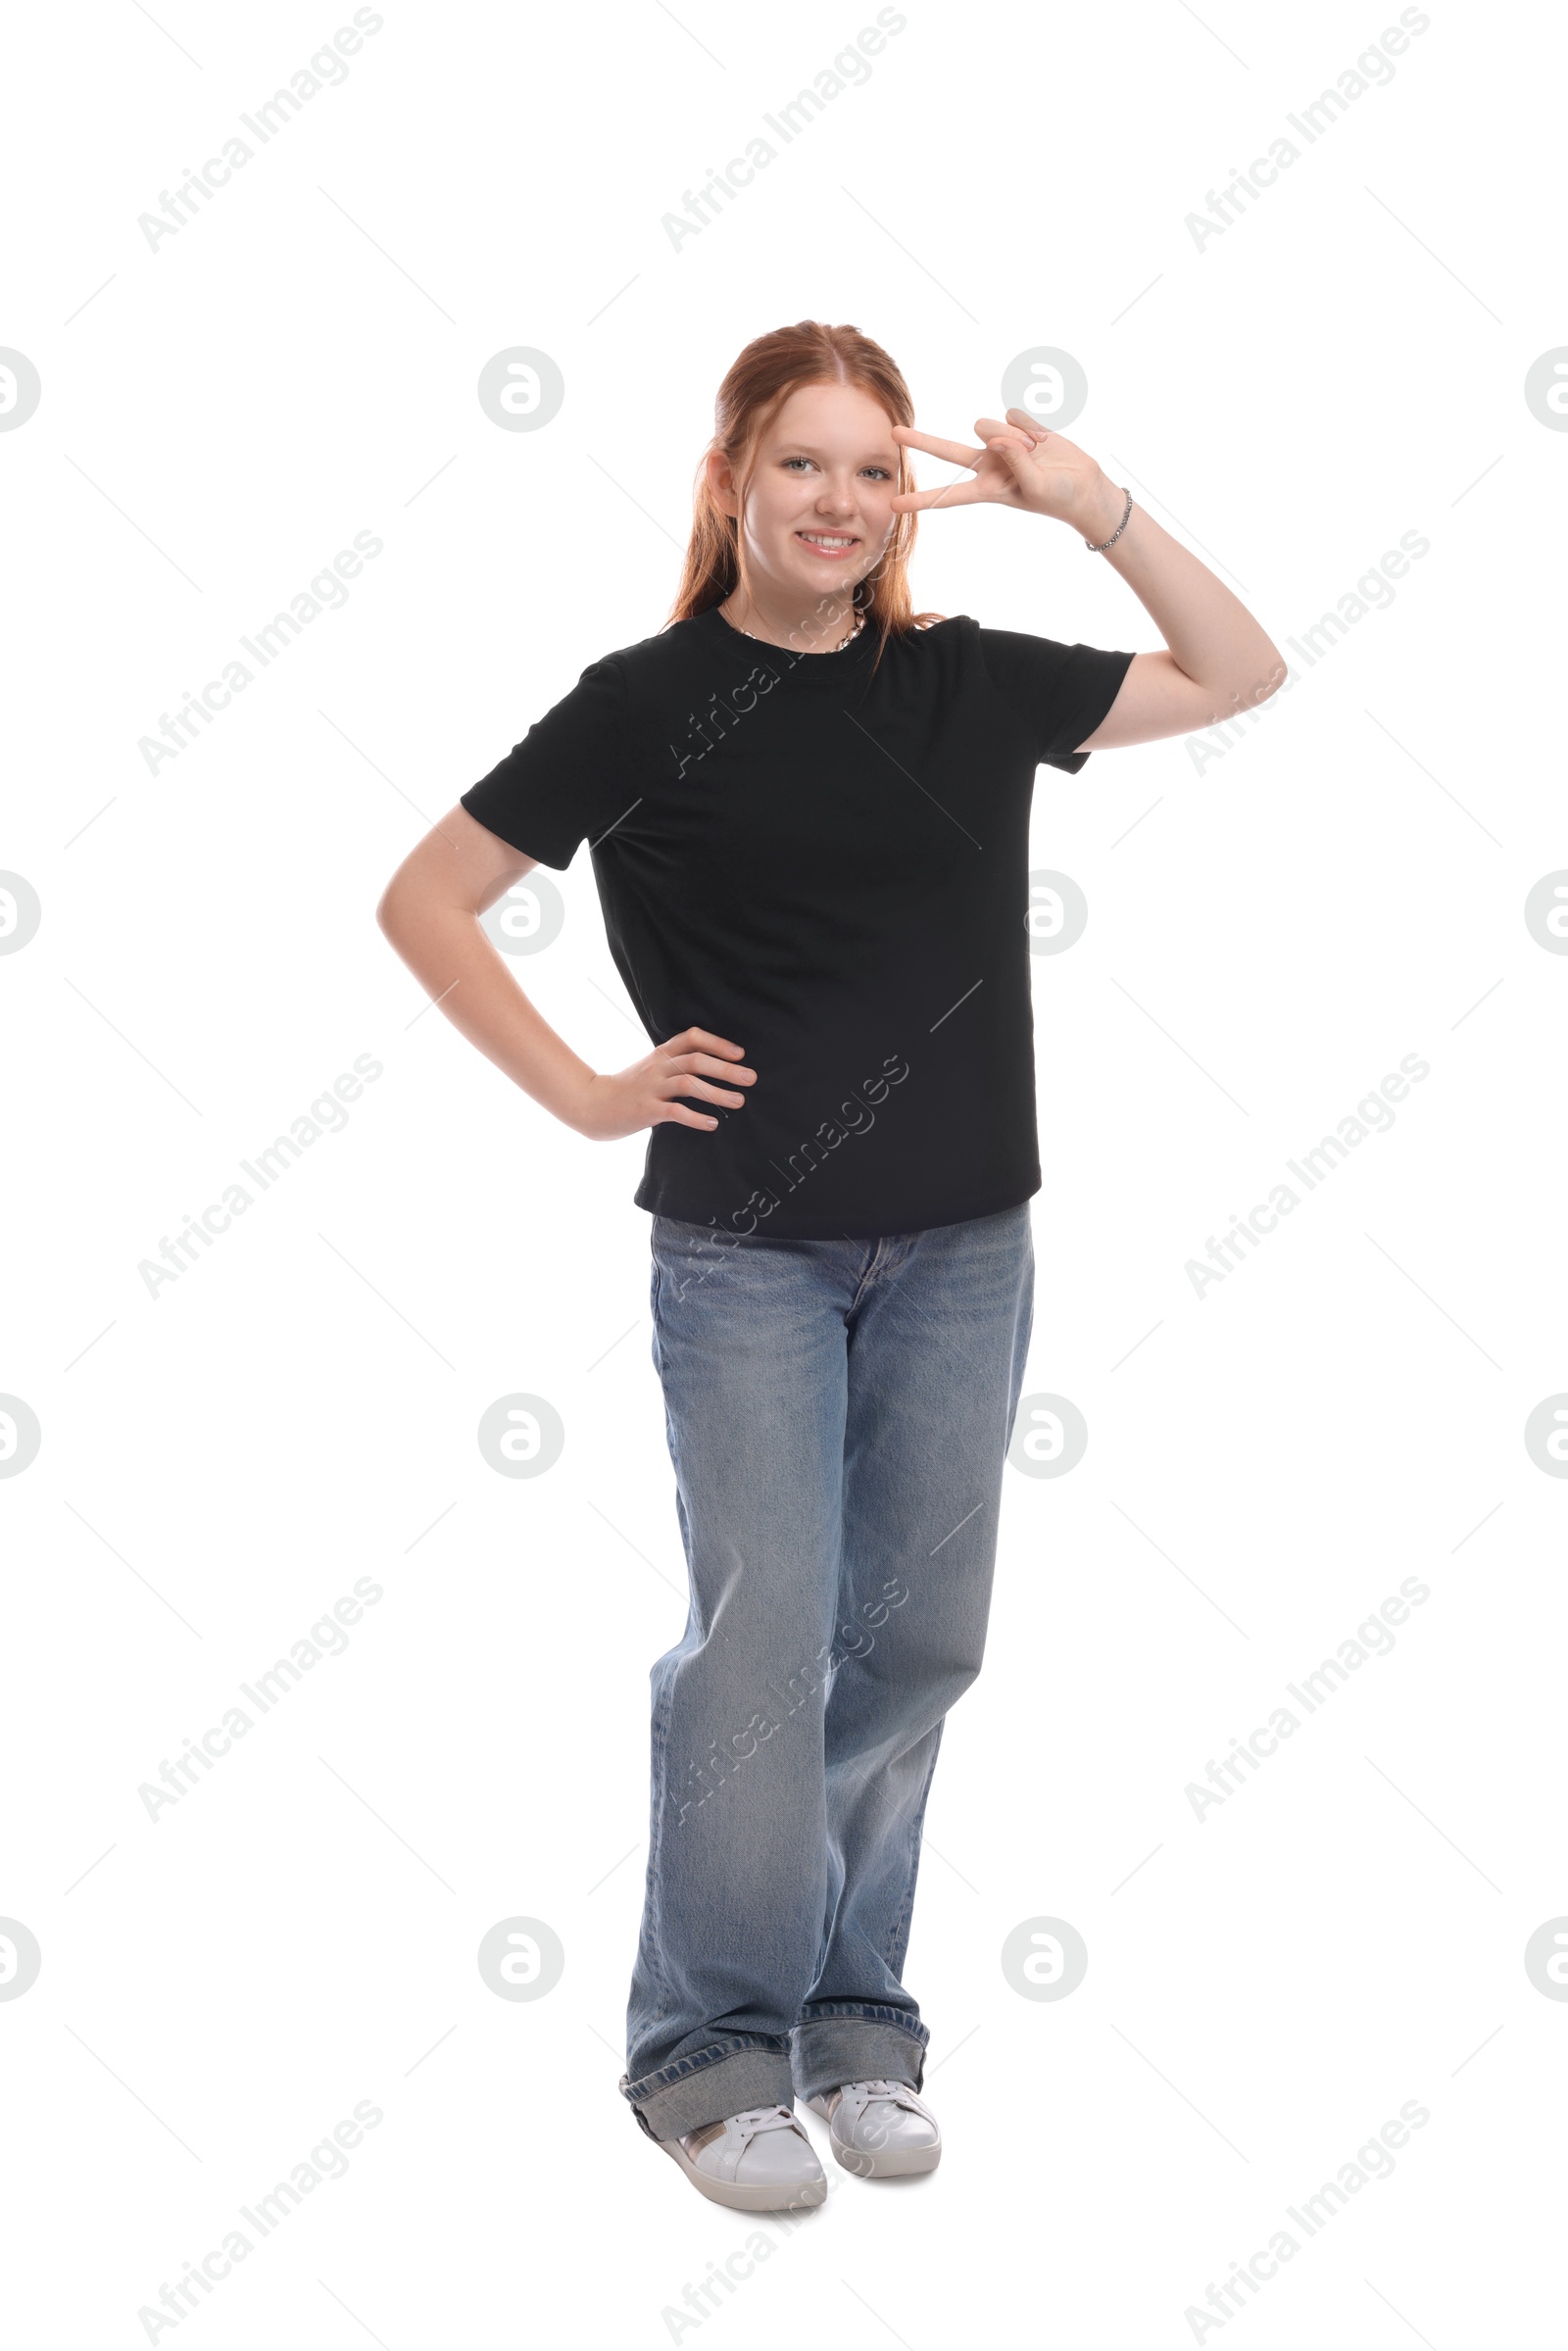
4;0;1565;2342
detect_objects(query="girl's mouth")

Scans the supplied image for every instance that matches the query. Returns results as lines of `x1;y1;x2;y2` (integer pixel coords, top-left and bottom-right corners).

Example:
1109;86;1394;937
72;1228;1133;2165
796;531;859;559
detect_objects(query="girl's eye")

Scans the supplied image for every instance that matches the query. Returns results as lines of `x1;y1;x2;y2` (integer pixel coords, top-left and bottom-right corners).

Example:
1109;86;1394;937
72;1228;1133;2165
781;458;893;478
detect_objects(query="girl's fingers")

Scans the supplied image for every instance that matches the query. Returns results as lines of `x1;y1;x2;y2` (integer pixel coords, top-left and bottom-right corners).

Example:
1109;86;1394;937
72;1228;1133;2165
891;422;987;469
890;478;991;514
988;439;1039;494
675;1026;745;1056
662;1061;748;1103
974;415;1038;451
675;1075;747;1107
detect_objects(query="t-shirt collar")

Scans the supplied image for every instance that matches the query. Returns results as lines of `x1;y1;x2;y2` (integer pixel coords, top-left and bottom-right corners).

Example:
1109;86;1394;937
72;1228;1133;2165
698;601;879;691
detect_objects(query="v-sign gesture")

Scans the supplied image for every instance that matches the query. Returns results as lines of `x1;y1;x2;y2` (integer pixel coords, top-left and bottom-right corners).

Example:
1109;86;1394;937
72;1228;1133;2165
889;402;1289;753
890;409;1115;535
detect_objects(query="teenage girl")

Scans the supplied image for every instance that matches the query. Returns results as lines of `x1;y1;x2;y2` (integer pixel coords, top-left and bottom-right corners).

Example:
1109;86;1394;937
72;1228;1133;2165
376;319;1285;2211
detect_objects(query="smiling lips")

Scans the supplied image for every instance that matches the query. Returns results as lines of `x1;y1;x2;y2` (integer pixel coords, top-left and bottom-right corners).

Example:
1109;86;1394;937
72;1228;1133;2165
796;530;859;559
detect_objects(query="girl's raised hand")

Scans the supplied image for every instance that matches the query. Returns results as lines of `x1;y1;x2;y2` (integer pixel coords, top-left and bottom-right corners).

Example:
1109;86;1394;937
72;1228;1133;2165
890;409;1107;531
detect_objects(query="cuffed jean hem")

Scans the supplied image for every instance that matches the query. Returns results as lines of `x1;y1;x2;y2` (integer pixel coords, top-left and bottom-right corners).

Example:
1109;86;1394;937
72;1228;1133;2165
620;2046;797;2141
790;2008;929;2104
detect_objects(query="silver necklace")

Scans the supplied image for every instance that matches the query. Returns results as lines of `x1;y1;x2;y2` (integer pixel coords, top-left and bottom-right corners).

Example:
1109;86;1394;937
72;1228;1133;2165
724;602;866;653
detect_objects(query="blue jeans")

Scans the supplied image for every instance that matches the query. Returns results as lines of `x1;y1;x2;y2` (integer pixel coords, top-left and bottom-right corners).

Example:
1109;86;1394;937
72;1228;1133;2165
620;1203;1035;2140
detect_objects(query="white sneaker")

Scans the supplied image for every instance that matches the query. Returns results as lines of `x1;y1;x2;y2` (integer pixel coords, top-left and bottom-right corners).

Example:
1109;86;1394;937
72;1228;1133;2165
662;2104;827;2212
806;2079;942;2178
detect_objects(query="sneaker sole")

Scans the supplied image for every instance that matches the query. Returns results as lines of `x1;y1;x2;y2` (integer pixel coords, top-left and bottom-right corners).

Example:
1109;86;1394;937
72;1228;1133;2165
661;2136;827;2212
829;2130;942;2180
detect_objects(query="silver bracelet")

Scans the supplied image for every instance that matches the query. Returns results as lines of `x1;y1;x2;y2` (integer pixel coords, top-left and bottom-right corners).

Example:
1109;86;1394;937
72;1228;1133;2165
1084;485;1133;552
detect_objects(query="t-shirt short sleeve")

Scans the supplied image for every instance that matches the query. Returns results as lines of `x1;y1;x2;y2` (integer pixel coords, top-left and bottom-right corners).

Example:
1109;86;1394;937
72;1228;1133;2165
976;626;1137;774
461;655;629;869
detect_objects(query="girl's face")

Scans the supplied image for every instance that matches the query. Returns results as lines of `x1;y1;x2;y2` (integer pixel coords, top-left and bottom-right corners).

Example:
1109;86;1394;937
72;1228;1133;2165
711;380;902;617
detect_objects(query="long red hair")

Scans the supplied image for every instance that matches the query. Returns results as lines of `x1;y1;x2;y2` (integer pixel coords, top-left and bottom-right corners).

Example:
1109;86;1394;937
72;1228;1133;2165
668;320;943;674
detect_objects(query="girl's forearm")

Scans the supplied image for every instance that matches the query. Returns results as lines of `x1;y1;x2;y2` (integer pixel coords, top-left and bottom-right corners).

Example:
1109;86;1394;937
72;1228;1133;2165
1074;472;1286;712
378;897;597;1130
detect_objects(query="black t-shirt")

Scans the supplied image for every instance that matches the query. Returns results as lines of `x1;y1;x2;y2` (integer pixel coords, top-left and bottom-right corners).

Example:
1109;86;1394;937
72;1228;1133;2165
461;604;1134;1241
